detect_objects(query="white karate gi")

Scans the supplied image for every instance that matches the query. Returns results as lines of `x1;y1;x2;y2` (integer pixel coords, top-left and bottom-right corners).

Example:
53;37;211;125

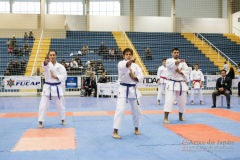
190;69;204;102
113;60;144;129
163;58;190;113
156;65;167;101
38;61;67;122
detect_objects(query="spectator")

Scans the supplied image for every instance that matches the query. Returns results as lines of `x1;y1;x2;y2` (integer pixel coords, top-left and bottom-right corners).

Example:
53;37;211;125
33;67;44;76
29;30;34;40
23;43;30;55
115;48;122;59
77;50;82;56
8;44;13;56
70;58;78;70
82;45;89;55
75;55;80;62
226;67;235;81
109;48;115;60
98;72;109;83
20;59;27;73
223;61;229;72
96;65;104;75
145;47;152;60
76;59;83;71
7;60;14;74
13;60;20;75
24;32;28;42
12;35;17;48
96;59;104;68
84;73;97;97
61;61;70;71
99;42;107;55
90;60;96;70
6;39;11;48
4;69;11;76
85;65;93;76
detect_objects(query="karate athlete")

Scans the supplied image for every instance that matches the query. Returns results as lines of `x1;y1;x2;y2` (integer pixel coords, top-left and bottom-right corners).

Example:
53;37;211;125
156;58;167;105
163;48;190;124
190;63;204;105
113;48;144;139
38;50;67;128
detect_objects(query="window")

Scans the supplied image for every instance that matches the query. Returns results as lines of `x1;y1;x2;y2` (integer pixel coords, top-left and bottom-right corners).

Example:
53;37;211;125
12;1;40;14
90;1;120;16
0;1;10;13
48;2;84;15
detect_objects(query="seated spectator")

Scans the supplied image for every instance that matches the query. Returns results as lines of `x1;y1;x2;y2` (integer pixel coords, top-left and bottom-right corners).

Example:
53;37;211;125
61;61;70;71
13;60;20;75
98;72;109;83
29;30;34;40
20;59;26;71
75;55;80;62
77;59;83;71
96;65;105;75
77;50;82;56
99;42;107;55
23;43;30;55
33;67;44;76
12;35;17;48
82;45;89;55
115;48;122;59
109;48;115;60
96;59;104;68
85;65;93;76
145;47;152;60
4;69;11;76
70;58;78;70
24;32;28;42
84;73;97;97
90;59;96;70
8;44;13;56
211;70;232;109
6;39;11;48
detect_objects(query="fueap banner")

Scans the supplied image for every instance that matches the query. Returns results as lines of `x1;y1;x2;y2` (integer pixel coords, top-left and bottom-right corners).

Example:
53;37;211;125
4;76;42;89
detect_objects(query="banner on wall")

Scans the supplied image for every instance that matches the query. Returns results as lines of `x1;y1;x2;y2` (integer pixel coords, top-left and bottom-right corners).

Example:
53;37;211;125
4;76;41;89
66;77;78;88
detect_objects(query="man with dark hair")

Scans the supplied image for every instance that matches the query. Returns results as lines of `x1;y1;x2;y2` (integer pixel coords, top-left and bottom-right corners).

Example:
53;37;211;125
190;63;204;105
163;48;190;124
38;50;67;128
112;48;143;139
156;58;167;105
84;72;97;97
211;70;232;109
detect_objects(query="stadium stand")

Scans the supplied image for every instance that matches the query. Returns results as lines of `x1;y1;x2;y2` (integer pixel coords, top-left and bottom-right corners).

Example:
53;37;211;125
201;33;240;65
50;31;119;75
0;38;33;75
126;32;219;75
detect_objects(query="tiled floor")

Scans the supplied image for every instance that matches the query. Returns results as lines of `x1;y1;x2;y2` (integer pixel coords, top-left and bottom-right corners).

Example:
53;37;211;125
0;95;240;160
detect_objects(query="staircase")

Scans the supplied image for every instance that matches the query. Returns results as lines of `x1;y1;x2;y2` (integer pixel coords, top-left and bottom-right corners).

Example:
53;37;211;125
223;33;240;45
182;33;237;73
112;31;149;75
25;38;51;76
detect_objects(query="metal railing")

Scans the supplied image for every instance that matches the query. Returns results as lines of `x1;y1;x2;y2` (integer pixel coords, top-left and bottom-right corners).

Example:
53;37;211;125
195;33;238;67
31;29;44;76
118;25;148;75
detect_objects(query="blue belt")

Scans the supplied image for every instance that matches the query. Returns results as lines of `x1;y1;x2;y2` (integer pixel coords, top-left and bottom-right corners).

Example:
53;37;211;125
45;82;61;100
169;79;184;96
120;83;138;104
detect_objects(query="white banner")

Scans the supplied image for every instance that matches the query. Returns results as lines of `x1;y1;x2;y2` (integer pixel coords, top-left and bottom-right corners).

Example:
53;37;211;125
4;76;42;89
206;75;239;88
97;82;118;96
138;75;158;88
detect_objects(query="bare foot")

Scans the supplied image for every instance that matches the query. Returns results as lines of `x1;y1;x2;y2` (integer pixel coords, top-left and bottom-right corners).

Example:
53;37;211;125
112;133;121;139
163;119;170;124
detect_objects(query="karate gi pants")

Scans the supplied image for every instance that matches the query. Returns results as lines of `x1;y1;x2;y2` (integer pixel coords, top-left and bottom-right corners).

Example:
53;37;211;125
113;98;141;129
157;83;166;100
164;90;187;113
191;88;203;101
38;95;65;122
